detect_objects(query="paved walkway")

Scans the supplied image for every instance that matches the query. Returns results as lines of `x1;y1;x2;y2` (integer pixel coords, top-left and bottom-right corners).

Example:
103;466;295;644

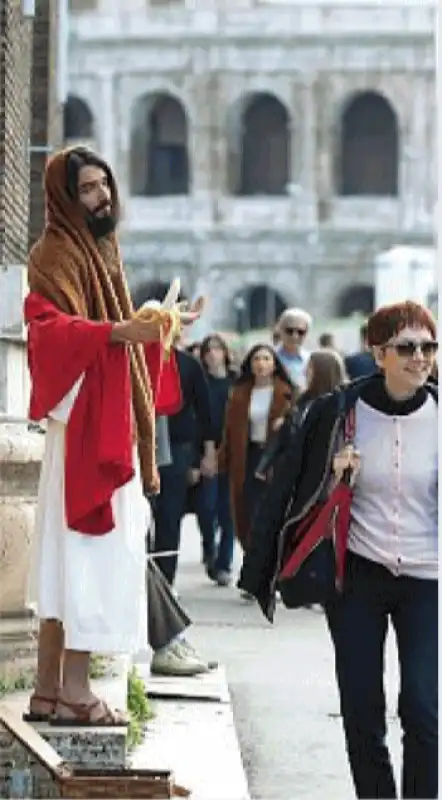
171;516;402;800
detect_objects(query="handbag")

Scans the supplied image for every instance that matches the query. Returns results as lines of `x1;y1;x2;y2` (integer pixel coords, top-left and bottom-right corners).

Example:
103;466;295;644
146;512;191;651
278;401;356;609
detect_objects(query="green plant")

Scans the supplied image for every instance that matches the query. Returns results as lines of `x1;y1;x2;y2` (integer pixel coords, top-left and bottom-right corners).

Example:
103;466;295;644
89;654;115;680
127;666;155;750
0;667;36;698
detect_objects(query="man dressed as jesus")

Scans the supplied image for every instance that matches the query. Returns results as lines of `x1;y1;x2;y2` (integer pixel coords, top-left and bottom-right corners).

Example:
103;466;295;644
24;146;199;725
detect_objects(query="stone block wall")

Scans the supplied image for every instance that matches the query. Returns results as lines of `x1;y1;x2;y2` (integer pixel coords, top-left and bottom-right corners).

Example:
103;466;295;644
0;0;33;266
29;0;63;247
0;720;127;799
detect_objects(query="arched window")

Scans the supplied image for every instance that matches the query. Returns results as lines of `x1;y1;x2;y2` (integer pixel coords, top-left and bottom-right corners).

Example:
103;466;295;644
336;284;375;318
232;284;287;332
234;93;290;196
129;93;189;196
338;91;399;196
63;95;94;141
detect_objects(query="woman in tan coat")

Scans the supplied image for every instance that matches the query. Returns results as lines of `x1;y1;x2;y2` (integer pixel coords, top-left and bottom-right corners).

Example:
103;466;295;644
218;343;297;554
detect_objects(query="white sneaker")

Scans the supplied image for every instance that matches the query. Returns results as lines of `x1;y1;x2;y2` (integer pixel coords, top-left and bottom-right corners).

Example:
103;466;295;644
177;639;218;671
216;570;232;587
151;644;208;677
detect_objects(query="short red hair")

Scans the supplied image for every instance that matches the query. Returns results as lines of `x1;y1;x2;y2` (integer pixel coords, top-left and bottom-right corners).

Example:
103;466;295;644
367;301;437;346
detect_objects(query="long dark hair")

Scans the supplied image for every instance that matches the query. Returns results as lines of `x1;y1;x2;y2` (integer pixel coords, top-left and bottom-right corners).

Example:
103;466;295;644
200;334;236;376
302;349;347;402
237;343;293;386
66;147;120;225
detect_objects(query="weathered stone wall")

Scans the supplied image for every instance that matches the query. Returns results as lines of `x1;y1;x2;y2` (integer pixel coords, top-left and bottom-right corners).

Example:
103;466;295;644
0;0;33;266
29;0;63;247
67;0;436;326
0;1;61;677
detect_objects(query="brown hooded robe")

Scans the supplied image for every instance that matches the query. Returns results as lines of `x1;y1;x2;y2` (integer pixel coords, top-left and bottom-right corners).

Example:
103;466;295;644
27;147;163;494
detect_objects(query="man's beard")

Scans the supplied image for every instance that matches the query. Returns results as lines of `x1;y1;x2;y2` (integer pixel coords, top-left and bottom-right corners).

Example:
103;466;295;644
86;202;117;239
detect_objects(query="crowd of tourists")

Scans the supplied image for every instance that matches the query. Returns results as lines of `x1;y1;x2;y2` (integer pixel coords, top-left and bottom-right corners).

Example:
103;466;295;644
22;144;438;799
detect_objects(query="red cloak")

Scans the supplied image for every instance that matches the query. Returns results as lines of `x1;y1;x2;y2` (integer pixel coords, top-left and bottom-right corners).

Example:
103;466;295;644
24;293;182;536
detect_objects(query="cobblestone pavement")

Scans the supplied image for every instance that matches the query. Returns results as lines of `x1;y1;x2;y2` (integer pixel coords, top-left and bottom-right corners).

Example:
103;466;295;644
174;516;402;800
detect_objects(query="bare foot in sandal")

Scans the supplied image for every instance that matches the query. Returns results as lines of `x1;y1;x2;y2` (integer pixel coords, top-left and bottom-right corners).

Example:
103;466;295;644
54;651;128;726
24;694;58;722
51;696;128;727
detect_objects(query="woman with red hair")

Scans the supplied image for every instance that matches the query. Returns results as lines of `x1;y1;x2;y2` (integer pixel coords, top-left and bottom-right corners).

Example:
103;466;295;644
240;301;438;799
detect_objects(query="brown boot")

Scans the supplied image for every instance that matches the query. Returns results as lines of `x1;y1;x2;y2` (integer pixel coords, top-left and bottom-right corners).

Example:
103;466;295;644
24;619;64;722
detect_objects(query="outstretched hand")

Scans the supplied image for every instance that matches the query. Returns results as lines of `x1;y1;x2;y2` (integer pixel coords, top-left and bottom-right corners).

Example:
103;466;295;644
178;295;206;326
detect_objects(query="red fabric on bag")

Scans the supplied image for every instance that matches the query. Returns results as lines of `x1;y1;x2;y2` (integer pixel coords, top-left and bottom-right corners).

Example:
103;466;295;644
24;292;134;535
279;482;352;585
279;403;357;590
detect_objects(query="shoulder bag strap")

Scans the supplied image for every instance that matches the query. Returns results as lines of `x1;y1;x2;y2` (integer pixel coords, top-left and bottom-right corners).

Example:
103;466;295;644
344;406;356;445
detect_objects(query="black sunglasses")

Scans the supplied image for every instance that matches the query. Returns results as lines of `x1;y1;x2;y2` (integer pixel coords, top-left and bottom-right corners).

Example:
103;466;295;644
284;326;307;337
385;340;438;358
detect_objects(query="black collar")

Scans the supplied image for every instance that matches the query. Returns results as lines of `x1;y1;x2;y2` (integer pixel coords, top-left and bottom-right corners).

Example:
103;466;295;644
358;373;428;416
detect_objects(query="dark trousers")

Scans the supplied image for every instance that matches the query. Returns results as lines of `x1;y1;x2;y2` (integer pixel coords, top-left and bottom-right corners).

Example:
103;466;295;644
193;474;235;572
325;552;438;799
153;442;194;585
243;442;267;549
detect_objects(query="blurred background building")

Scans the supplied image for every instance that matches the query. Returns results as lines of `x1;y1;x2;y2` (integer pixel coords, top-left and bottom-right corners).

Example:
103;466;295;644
66;0;436;336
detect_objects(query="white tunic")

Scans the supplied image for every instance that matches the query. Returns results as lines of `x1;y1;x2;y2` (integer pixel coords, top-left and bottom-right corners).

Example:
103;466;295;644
348;397;438;579
27;378;150;654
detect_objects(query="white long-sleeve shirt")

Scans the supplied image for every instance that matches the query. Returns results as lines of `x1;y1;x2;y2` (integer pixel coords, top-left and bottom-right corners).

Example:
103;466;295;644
348;396;438;579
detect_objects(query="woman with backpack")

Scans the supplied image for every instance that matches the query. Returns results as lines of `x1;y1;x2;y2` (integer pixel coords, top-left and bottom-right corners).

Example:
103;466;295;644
239;301;438;799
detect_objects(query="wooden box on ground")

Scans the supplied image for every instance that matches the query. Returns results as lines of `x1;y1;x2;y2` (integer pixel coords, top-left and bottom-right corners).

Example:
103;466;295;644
0;704;187;799
51;766;175;799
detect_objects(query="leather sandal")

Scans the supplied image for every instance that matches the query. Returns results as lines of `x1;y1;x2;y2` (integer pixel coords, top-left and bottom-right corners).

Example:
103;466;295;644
23;694;57;723
50;698;129;727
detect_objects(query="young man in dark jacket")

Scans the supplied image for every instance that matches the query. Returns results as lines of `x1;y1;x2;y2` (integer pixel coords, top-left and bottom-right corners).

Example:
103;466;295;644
153;343;216;587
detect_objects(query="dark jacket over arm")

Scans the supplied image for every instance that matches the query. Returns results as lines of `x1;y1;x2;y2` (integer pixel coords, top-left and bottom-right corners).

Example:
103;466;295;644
255;394;312;478
238;374;439;622
237;393;338;621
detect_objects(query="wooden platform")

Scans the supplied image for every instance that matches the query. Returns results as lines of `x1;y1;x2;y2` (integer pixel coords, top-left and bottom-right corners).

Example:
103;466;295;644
145;665;230;703
0;705;127;799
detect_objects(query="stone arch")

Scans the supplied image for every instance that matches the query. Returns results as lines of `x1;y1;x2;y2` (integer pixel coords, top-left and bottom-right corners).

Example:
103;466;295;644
336;284;375;318
129;93;190;197
228;93;291;196
232;284;287;332
337;91;399;196
63;94;95;141
131;279;187;310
